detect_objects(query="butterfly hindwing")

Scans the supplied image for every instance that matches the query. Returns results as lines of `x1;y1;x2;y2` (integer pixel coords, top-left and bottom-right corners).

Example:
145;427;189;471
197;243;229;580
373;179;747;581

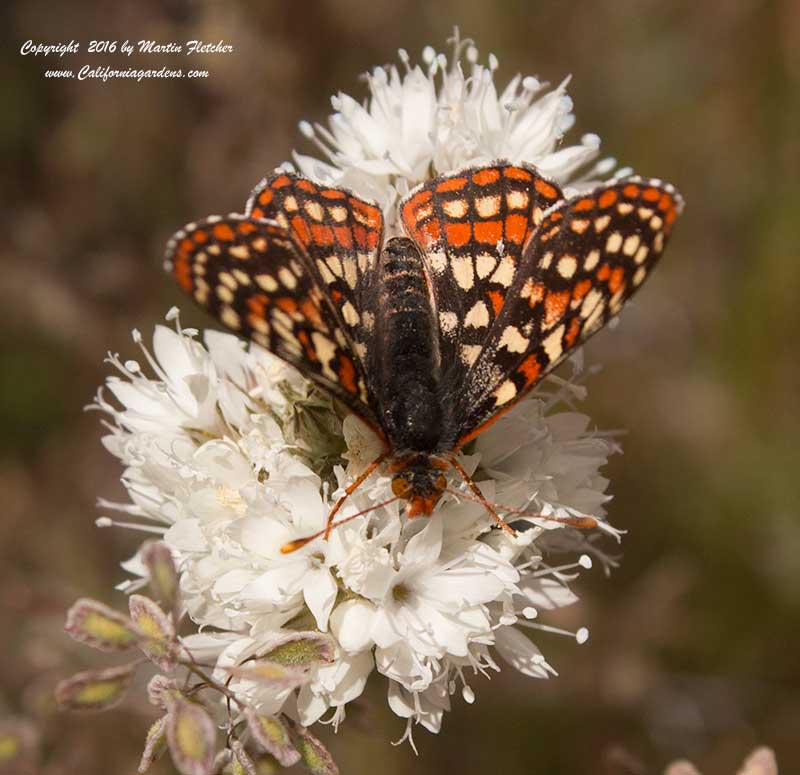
454;176;684;445
165;214;378;424
400;163;563;377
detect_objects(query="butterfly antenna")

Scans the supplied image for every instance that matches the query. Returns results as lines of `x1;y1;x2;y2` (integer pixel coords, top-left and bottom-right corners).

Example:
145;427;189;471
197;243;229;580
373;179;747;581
280;494;400;554
444;486;598;529
446;455;517;537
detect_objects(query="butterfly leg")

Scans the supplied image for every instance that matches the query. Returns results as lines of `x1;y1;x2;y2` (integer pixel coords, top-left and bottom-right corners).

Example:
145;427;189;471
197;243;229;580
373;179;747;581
322;451;389;540
446;454;516;537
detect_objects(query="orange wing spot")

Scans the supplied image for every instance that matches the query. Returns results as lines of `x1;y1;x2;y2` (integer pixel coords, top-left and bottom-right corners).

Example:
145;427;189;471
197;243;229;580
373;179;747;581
331;289;343;302
623;184;641;198
180;238;194;252
665;206;678;226
271;175;291;188
333;225;353;247
310;223;334;246
487;290;505;316
437;177;467;193
657;193;673;212
597;264;612;281
291;216;311;244
247;294;269;315
598;189;618;208
565;316;581;347
608;266;625;293
321;189;346;199
519;354;542;387
275;297;299;314
642;187;661;202
445;221;470;247
473;168;500;185
352;200;382;229
213;223;235;241
353;224;368;249
250;207;264;219
192;229;209;243
547;210;563;223
572;278;592;301
338;355;358;394
545;290;570;325
505;213;529;244
421;219;441;244
236;222;257;235
504;167;533;182
297;179;318;193
573;198;595;212
174;256;192;292
534;178;560;199
367;228;379;250
299;299;323;327
258;189;274;206
474;219;502;244
297;329;318;361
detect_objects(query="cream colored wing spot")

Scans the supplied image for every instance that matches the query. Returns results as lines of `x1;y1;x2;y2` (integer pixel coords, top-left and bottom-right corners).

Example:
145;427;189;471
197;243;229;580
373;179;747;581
328;205;347;223
464;300;490;328
476;253;497;279
278;267;297;289
489;256;515;287
605;232;623;253
341;301;360;326
256;274;278;292
460;344;481;366
220;305;241;330
216;285;234;304
498;325;529;353
493;379;518;407
584;249;601;271
623;234;640;256
439;311;458;335
451;255;475;290
506;190;529;210
594;215;611;232
557;255;578;278
229;245;250;260
635;245;649;265
444;198;469;219
542;325;565;362
570;218;590;234
475;195;501;218
219;271;238;290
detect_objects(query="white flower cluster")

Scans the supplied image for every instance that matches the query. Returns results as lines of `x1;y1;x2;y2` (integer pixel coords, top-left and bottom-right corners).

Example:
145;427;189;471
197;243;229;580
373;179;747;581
293;31;628;235
93;35;627;746
94;313;619;745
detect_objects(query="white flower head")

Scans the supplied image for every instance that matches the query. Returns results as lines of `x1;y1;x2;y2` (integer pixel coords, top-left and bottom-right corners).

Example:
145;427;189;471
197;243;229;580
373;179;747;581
294;30;624;235
92;34;629;748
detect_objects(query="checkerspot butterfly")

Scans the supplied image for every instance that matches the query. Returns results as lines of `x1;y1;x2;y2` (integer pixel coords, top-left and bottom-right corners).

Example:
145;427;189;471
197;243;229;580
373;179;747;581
165;163;683;548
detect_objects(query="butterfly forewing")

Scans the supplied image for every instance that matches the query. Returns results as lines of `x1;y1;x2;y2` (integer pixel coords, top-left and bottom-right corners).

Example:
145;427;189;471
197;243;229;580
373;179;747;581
454;176;684;445
165;213;378;424
246;172;384;371
399;164;563;377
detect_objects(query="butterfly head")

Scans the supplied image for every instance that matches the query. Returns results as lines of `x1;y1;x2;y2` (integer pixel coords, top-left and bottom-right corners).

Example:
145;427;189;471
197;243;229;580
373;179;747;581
390;454;449;518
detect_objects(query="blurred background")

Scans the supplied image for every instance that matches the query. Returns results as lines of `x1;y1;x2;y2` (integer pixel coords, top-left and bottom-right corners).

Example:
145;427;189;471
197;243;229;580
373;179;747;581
2;0;799;773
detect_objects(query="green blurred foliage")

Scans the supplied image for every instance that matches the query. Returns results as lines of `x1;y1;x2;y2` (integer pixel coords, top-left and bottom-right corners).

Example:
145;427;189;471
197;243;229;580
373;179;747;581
1;0;799;773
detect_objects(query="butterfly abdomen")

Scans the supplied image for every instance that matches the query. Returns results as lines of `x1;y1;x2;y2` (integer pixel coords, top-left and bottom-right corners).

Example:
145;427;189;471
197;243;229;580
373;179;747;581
375;237;444;452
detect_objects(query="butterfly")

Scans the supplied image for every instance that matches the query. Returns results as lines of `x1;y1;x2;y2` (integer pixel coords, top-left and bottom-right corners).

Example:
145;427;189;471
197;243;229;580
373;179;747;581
165;162;683;549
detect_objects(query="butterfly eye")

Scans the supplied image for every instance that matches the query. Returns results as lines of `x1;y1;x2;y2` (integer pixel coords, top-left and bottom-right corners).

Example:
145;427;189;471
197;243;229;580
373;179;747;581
391;476;413;499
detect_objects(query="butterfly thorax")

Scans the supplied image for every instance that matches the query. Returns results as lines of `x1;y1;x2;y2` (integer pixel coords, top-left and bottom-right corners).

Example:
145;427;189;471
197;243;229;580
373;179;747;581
373;237;448;454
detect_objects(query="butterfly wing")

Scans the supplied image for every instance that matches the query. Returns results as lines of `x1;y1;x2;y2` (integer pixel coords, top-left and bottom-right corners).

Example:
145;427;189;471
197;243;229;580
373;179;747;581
453;176;684;447
399;163;564;378
165;212;380;427
246;172;384;368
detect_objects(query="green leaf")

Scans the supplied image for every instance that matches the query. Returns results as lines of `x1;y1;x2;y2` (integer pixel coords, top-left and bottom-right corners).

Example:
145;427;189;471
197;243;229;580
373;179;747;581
55;664;135;711
244;710;299;767
64;598;139;651
142;541;180;612
166;698;216;775
289;723;339;775
129;595;178;670
260;632;335;670
138;715;168;773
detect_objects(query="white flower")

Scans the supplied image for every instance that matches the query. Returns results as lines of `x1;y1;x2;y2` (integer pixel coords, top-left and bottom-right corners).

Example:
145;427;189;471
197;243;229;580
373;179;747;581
95;311;617;743
293;30;625;235
92;35;628;746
